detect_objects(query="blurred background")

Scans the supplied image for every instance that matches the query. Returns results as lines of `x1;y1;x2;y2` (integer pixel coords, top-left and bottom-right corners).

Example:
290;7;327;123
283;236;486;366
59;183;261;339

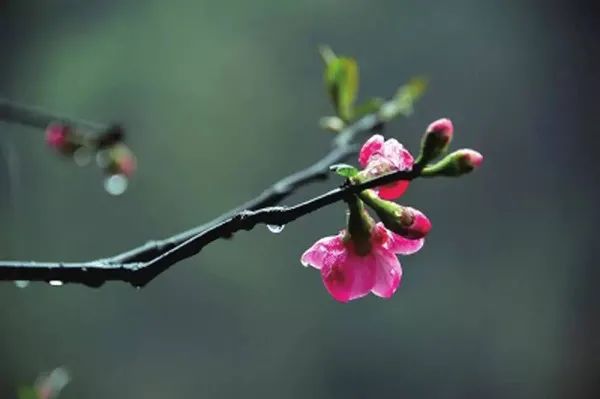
0;0;598;398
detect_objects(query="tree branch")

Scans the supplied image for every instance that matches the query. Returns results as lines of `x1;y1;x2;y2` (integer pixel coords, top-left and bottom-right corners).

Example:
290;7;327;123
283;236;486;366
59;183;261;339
0;167;420;287
0;96;415;287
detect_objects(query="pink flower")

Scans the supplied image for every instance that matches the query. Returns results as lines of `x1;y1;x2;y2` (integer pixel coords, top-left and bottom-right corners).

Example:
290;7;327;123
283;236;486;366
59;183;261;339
301;223;424;302
358;134;414;200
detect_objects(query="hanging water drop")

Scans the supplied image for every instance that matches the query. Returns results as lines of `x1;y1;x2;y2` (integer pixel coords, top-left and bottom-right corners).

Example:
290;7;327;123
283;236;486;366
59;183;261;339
14;280;30;288
104;174;128;196
267;224;285;233
49;280;63;286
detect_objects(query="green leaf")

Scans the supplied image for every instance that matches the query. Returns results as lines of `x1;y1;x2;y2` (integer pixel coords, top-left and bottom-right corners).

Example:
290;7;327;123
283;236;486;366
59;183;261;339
324;56;359;122
330;164;359;178
353;97;384;119
17;386;38;399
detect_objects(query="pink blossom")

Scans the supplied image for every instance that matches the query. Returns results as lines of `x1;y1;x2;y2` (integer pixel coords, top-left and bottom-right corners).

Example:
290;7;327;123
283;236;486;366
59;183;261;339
358;134;414;200
301;223;423;302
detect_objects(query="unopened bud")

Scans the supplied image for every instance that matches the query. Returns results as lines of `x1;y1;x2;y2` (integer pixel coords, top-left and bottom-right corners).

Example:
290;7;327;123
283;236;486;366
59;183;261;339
45;123;80;155
359;190;431;239
416;118;453;165
421;148;483;177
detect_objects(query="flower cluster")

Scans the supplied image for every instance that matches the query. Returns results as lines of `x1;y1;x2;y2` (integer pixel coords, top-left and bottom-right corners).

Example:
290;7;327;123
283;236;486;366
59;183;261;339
45;123;136;195
301;118;482;302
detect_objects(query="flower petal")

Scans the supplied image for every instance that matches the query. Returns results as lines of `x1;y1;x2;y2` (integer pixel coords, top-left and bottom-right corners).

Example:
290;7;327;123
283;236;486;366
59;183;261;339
388;233;424;255
300;234;344;270
377;181;410;200
371;250;402;298
359;134;384;167
374;222;424;255
321;252;376;302
381;139;414;170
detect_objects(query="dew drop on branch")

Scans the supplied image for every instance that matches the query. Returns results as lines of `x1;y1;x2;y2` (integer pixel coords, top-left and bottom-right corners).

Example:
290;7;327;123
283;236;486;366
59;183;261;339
104;174;128;196
267;224;285;234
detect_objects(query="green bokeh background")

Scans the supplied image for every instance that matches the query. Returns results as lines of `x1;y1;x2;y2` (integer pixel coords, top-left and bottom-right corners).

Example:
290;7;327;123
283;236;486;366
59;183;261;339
1;1;598;398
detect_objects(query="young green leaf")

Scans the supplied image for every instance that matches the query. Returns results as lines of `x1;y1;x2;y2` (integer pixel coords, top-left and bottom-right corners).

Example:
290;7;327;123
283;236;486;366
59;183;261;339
324;56;359;122
330;163;359;178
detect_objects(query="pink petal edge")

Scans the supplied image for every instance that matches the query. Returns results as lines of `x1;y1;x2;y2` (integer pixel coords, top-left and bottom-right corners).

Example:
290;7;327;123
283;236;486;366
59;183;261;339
300;234;343;270
370;249;402;298
359;135;384;168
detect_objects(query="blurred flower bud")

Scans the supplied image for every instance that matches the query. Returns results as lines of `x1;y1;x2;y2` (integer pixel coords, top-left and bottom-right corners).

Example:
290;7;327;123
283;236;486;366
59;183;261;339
417;118;453;165
421;148;483;177
45;123;80;155
359;189;431;239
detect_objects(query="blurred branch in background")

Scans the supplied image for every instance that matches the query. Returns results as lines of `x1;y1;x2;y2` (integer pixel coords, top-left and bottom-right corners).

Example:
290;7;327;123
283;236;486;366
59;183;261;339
0;98;136;195
0;98;106;131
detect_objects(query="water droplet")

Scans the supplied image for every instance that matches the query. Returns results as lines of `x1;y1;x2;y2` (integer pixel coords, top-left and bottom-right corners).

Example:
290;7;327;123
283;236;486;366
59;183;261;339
104;174;128;196
267;224;285;233
73;147;92;166
15;280;30;288
49;280;63;286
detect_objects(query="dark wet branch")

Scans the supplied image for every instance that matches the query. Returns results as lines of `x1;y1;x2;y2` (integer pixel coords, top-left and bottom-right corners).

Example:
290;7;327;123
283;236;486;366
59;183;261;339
0;167;420;287
0;96;414;287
